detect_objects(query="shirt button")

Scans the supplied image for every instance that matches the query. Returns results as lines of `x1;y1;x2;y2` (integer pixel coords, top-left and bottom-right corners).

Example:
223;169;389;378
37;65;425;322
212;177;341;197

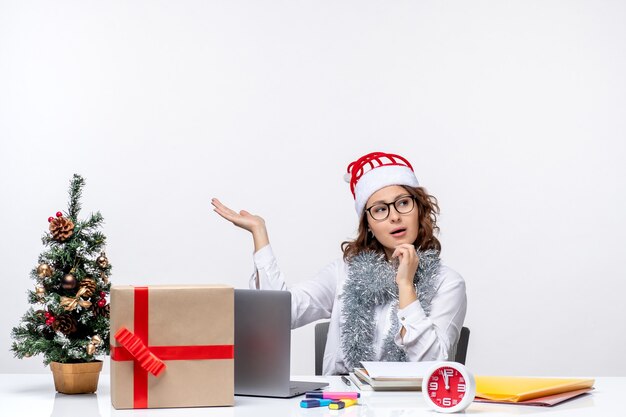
400;317;405;321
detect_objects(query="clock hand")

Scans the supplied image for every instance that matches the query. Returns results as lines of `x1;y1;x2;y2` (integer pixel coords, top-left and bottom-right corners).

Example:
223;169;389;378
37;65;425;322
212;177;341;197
440;370;450;390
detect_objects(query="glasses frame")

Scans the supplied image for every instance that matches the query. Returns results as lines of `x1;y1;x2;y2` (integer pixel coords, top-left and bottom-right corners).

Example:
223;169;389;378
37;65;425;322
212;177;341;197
365;195;417;221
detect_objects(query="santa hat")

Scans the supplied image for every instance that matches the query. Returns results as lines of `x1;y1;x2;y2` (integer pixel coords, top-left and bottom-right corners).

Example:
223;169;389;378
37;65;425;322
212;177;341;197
345;151;419;217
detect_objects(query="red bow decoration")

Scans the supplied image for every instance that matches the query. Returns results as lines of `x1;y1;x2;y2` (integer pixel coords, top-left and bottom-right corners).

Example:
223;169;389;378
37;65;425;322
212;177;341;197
114;327;166;377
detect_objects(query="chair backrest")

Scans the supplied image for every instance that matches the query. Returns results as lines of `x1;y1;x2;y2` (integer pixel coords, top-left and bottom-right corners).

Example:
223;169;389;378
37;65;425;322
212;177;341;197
314;322;470;375
314;321;330;376
454;326;470;365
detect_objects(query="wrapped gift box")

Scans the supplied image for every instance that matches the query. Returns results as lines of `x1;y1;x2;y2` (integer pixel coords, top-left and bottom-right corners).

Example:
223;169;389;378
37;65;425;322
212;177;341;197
110;285;234;409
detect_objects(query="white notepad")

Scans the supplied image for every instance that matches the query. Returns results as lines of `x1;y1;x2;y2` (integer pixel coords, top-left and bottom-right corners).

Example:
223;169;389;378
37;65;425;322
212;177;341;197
360;361;437;379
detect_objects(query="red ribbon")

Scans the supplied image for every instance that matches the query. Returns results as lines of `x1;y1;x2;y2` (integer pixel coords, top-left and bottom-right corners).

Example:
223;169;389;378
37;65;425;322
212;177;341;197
111;286;234;408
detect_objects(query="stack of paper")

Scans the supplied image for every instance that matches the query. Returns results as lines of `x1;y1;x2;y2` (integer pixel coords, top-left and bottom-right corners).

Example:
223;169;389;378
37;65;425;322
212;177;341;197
474;376;595;407
348;361;437;391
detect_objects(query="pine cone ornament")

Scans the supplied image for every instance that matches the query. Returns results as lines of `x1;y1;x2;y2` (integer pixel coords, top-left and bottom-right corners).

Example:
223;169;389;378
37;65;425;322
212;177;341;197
49;217;75;242
53;314;77;335
91;302;110;318
79;277;97;297
34;310;46;322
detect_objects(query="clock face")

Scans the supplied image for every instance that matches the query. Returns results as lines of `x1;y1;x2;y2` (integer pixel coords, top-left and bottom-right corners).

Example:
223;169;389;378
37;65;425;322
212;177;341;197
425;366;469;409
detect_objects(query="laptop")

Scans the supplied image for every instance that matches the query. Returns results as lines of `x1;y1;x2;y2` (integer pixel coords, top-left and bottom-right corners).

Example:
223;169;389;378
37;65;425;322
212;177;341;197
234;289;328;397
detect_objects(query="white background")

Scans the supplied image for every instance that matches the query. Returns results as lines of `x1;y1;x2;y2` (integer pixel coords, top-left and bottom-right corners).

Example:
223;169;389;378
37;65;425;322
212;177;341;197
1;1;625;377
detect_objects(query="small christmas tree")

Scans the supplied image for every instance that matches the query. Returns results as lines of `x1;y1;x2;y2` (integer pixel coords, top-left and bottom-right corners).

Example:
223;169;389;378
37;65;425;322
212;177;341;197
11;174;111;364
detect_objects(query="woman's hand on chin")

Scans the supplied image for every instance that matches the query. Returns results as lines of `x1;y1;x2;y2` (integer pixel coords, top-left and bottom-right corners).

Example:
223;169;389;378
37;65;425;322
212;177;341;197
392;243;419;288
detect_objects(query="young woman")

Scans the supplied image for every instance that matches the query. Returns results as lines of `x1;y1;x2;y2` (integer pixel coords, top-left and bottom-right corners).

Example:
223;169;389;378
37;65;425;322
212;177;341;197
212;151;467;375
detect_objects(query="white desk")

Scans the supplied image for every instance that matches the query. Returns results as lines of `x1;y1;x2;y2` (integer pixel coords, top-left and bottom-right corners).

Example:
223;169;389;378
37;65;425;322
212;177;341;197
0;374;622;417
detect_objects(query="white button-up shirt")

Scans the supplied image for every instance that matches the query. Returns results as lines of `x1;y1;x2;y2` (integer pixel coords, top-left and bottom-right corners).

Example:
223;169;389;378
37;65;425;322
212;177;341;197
250;244;467;375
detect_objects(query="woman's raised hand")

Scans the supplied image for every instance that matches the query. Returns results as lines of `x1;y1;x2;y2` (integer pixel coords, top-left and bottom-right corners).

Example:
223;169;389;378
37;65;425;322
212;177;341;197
211;198;265;232
211;198;269;252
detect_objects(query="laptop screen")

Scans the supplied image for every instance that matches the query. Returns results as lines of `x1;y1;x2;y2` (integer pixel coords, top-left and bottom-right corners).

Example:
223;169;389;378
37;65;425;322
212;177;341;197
234;289;292;396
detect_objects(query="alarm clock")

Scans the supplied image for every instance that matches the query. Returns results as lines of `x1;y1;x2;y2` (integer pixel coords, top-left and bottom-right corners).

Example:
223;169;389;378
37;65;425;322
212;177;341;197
422;361;476;413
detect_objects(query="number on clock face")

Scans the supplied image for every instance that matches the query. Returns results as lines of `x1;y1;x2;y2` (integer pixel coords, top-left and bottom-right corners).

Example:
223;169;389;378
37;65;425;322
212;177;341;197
426;366;467;408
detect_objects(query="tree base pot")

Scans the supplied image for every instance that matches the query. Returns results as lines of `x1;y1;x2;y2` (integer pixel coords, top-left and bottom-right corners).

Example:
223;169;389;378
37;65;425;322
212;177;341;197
50;360;103;394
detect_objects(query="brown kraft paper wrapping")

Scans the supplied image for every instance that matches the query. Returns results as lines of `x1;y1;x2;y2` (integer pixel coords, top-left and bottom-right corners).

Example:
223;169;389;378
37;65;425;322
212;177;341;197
110;285;234;409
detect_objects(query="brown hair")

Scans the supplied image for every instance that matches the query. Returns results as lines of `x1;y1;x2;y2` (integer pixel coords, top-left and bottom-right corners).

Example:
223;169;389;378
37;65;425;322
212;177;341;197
341;186;441;261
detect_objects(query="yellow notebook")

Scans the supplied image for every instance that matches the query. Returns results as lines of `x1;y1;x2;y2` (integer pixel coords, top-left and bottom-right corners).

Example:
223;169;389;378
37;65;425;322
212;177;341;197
475;376;595;402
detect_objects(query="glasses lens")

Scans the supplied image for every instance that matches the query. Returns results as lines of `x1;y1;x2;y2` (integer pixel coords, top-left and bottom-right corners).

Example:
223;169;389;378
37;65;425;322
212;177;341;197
395;197;414;214
370;204;388;220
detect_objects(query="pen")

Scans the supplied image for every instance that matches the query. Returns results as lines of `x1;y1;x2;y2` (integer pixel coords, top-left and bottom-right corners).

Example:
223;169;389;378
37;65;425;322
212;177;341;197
300;399;333;408
329;399;358;410
341;375;352;386
305;391;360;400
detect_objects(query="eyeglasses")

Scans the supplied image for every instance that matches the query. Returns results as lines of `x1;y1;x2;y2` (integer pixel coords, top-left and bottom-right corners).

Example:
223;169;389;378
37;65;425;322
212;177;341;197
365;195;416;221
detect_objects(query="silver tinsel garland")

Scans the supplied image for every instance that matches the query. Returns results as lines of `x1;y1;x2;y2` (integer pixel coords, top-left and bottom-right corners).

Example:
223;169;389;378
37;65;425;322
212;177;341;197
340;249;440;371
